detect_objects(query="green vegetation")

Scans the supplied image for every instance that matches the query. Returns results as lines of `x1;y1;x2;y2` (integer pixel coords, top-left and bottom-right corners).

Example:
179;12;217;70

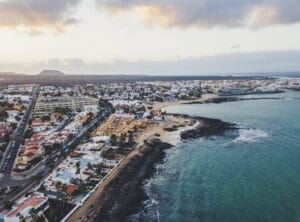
118;133;127;153
101;149;115;160
76;162;81;174
17;213;26;222
110;134;118;146
4;200;14;210
29;208;40;222
32;172;43;183
127;132;135;146
0;111;8;122
78;183;87;194
96;163;104;175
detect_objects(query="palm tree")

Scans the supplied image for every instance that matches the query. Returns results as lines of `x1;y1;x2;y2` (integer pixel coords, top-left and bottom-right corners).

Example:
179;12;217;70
87;162;93;171
110;134;118;146
128;132;135;147
118;133;126;154
18;213;26;222
96;163;103;176
62;183;68;192
55;181;62;190
29;208;38;222
76;161;81;174
4;200;13;210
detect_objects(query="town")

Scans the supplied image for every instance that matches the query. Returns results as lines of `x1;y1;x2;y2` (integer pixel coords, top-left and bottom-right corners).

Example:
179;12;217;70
0;77;299;222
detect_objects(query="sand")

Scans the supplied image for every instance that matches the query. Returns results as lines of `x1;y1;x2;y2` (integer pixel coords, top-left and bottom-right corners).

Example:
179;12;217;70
151;94;217;111
66;95;216;221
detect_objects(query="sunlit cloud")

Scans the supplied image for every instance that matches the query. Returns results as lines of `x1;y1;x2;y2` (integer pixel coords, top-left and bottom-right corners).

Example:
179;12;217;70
96;0;300;29
0;0;82;32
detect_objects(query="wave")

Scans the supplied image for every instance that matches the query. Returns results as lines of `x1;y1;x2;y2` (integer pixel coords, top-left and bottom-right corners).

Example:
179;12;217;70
234;128;270;143
127;180;161;222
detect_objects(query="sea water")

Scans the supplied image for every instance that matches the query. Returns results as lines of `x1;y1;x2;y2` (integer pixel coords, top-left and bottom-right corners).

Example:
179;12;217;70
131;91;300;222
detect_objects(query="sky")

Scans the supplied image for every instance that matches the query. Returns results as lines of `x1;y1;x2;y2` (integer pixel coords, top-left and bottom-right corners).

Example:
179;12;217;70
0;0;300;75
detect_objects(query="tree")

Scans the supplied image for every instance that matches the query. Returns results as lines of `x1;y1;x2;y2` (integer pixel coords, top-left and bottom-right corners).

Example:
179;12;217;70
44;145;52;156
10;122;17;130
62;183;68;192
18;213;26;222
127;132;135;146
78;183;87;194
101;149;114;160
47;161;55;170
118;133;126;152
52;143;61;151
32;172;43;183
56;181;62;190
29;208;38;222
0;111;8;121
95;163;103;175
3;133;11;143
41;115;50;122
110;134;118;146
76;161;81;174
4;200;14;210
87;162;93;171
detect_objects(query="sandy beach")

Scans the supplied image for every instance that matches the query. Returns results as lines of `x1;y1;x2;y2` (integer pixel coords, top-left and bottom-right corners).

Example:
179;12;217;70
151;93;217;111
136;115;196;146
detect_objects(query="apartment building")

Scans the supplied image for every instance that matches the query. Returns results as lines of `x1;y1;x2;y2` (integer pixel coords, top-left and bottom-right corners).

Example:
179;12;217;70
33;96;99;117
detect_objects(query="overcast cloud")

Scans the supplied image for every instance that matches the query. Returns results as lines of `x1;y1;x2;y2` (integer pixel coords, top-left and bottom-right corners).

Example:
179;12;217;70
0;0;81;30
96;0;300;28
1;50;300;75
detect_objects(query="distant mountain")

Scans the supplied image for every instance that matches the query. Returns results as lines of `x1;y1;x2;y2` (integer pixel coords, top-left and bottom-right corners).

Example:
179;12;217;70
38;70;66;77
0;72;19;76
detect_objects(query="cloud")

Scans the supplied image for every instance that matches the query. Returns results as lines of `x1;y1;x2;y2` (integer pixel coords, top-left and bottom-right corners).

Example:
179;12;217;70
0;0;82;31
96;0;300;28
1;50;300;75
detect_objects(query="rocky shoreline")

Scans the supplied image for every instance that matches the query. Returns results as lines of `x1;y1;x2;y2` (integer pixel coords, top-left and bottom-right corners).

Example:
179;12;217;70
89;138;172;222
180;116;238;139
183;96;282;104
88;115;237;221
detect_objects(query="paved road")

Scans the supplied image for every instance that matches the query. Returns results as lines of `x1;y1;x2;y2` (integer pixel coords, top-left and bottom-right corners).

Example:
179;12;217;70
0;100;113;208
0;86;39;174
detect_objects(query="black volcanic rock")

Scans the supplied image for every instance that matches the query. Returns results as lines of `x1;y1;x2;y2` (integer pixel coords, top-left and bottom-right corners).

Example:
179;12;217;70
90;138;172;222
181;116;237;140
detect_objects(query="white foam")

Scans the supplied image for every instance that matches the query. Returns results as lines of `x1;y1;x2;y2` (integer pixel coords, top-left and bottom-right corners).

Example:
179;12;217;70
234;128;270;143
166;122;199;145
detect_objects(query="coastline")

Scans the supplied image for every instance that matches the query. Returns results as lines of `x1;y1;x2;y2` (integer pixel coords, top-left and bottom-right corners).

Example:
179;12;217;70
68;116;236;221
67;95;238;222
151;94;217;111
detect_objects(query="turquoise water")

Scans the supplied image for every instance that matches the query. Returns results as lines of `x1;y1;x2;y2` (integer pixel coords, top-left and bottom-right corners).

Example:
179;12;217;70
135;91;300;222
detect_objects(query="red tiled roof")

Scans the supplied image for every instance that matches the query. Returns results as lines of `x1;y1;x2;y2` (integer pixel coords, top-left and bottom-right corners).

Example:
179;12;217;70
66;185;78;196
2;193;47;217
70;151;79;158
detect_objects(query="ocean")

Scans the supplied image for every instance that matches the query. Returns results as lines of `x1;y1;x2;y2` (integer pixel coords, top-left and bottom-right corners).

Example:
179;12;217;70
131;91;300;222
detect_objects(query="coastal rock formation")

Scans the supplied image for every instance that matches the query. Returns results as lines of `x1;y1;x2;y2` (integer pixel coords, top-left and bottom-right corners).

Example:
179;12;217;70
181;116;237;140
91;138;172;222
89;115;237;222
183;96;282;105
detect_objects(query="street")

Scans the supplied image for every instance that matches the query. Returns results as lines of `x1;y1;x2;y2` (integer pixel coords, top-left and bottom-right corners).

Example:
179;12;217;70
0;86;39;174
0;99;113;209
